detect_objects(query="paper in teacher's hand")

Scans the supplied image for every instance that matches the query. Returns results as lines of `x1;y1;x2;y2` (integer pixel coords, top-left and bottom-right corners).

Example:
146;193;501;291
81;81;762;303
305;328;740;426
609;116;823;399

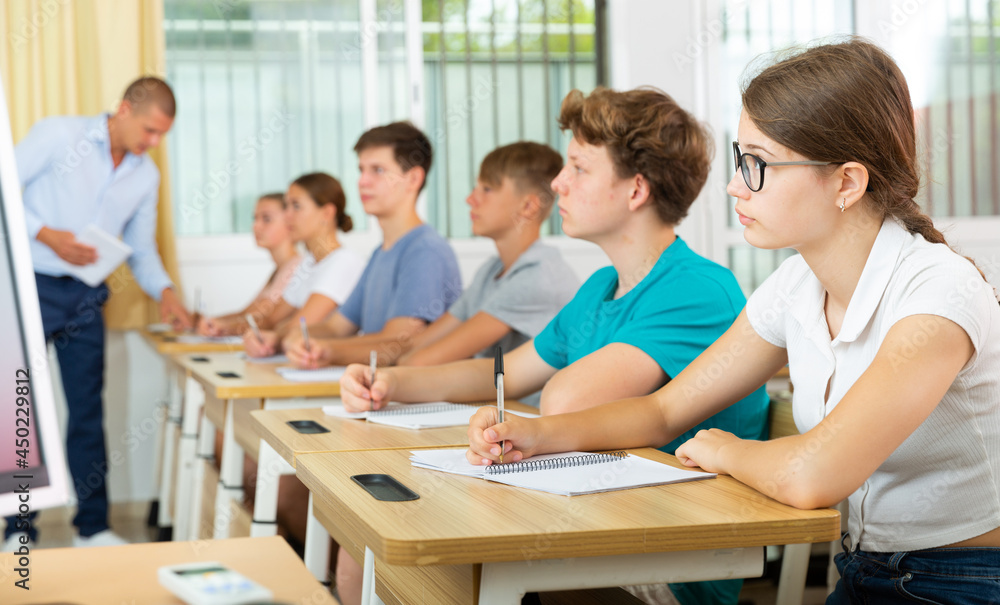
64;225;132;287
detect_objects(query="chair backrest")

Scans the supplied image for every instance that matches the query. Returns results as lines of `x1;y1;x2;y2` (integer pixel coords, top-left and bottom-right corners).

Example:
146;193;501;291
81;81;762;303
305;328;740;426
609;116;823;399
768;391;798;440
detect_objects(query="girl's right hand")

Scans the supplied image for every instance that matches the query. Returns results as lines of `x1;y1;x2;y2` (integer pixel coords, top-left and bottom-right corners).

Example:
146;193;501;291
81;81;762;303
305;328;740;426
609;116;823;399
339;364;393;412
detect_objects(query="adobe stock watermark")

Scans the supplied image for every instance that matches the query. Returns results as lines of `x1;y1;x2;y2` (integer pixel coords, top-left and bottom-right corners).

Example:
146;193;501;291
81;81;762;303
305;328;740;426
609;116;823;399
341;1;404;61
672;0;749;71
181;107;295;224
7;0;71;54
877;0;932;36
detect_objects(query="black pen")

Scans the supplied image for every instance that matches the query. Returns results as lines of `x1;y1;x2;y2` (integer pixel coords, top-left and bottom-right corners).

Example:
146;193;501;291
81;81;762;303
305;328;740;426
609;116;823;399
494;346;505;464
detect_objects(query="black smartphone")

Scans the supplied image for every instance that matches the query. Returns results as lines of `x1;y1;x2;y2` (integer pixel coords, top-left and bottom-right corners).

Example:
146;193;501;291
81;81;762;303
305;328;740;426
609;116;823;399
190;356;209;362
286;419;330;434
216;371;241;379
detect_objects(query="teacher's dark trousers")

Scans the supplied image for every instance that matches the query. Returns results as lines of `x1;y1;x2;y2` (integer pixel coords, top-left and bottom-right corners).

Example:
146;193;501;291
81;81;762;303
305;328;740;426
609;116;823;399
4;274;112;540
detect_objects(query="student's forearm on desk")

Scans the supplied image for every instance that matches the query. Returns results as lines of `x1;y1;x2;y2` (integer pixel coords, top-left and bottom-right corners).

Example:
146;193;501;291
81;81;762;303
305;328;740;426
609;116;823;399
527;395;674;455
386;358;497;403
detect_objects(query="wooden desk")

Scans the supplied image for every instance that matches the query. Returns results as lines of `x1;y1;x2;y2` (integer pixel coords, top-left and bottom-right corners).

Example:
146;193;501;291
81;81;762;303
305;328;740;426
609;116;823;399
247;401;537;584
0;536;335;605
297;447;841;605
141;329;244;355
250;402;538;467
139;330;244;541
180;351;342;400
174;352;341;545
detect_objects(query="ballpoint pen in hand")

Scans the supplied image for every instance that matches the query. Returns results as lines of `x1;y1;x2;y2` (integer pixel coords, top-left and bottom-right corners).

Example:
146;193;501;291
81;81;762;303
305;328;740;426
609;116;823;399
190;286;202;332
369;350;377;412
300;317;310;352
494;346;505;464
245;314;263;343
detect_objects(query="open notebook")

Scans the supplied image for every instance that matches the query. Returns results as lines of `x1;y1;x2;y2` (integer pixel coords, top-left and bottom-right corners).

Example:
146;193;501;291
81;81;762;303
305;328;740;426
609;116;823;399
409;449;715;496
174;335;244;345
323;402;539;430
275;366;347;382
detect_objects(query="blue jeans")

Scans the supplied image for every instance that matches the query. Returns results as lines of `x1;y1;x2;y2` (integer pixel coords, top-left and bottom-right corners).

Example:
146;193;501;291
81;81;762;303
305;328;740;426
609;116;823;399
829;536;1000;604
4;274;111;540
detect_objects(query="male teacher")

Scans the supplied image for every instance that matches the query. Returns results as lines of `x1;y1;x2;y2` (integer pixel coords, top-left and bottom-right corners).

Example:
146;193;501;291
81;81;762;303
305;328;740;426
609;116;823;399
2;77;192;550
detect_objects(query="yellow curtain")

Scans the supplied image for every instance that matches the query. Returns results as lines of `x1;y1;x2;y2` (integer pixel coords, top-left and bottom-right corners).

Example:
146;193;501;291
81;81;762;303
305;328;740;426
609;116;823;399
0;0;182;330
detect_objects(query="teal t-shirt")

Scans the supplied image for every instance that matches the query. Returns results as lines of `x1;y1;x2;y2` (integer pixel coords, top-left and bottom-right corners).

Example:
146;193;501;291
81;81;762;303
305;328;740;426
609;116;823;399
534;236;768;450
533;237;768;605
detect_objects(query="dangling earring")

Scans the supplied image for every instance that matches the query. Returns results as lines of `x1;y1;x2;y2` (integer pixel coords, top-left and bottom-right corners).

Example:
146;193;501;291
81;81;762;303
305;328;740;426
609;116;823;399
840;199;846;213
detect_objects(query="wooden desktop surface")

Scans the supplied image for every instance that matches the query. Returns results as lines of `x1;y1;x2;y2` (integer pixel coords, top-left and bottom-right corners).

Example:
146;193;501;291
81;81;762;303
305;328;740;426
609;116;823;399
141;329;244;355
173;351;341;399
250;401;539;467
298;447;841;568
0;536;335;604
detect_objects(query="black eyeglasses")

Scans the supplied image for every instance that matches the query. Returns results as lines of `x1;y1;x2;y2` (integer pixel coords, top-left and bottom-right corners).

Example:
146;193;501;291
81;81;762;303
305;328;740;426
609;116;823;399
733;141;841;192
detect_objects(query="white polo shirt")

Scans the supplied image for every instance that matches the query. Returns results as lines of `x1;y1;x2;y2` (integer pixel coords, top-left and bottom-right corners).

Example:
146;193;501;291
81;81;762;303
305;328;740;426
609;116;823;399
746;219;1000;552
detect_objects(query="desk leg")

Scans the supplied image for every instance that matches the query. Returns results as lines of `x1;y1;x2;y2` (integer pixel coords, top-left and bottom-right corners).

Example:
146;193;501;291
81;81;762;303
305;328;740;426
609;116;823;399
478;548;764;605
173;374;205;542
251;440;289;537
776;543;811;605
214;397;244;539
305;494;331;583
156;366;184;536
248;397;303;538
190;411;215;540
361;546;389;605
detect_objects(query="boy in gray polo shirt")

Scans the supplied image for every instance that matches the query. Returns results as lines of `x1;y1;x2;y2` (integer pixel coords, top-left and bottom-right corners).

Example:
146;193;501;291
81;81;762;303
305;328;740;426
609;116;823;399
398;142;579;369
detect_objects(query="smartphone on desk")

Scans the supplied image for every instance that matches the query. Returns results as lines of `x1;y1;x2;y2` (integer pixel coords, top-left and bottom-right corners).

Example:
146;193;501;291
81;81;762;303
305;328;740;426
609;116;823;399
158;561;273;605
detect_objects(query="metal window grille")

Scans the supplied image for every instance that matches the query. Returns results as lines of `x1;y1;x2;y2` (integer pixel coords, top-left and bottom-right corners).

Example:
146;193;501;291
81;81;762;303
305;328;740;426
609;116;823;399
164;0;604;238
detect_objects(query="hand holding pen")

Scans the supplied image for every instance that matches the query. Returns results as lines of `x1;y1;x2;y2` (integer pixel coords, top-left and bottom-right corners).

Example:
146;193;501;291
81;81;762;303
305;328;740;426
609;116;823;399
285;320;328;368
494;346;505;464
339;362;392;413
300;317;310;352
369;350;378;412
246;314;263;343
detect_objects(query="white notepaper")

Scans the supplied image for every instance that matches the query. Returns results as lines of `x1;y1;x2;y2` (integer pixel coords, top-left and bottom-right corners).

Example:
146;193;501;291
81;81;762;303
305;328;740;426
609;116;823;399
322;402;539;430
239;353;290;364
65;225;132;287
409;449;715;496
174;335;244;345
275;365;348;382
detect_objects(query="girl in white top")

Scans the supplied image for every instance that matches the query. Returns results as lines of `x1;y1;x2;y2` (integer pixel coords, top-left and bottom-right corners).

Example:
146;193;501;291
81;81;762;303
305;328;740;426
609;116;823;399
467;38;1000;604
197;193;302;336
244;172;363;357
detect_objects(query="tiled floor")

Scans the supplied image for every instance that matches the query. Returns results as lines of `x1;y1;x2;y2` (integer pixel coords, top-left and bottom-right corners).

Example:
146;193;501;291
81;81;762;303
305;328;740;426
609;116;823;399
30;501;154;549
25;502;832;605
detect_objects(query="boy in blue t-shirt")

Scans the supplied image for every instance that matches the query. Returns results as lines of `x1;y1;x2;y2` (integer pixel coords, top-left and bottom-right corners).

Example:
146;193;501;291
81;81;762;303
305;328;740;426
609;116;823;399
341;88;767;605
284;121;461;367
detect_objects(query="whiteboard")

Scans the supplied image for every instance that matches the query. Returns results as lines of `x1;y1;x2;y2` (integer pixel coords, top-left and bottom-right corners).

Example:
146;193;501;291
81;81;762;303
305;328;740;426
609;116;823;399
0;76;70;517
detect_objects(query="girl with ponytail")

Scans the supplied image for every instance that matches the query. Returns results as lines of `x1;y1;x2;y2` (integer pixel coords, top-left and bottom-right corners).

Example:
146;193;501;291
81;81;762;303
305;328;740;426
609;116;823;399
467;37;1000;604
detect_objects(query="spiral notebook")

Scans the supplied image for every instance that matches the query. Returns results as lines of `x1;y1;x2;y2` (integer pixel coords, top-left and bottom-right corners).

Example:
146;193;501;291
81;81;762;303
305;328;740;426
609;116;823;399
409;449;715;496
323;402;539;430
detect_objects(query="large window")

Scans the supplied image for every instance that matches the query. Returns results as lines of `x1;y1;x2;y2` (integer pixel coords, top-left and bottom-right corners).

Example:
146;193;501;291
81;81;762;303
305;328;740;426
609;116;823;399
712;0;1000;295
164;0;603;238
716;0;854;294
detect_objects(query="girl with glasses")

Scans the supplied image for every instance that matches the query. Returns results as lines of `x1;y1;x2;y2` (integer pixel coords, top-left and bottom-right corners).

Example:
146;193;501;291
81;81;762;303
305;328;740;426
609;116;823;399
468;37;1000;604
